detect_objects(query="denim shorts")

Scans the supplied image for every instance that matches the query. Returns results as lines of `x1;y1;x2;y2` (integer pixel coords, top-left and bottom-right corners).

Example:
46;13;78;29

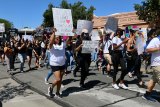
50;65;65;72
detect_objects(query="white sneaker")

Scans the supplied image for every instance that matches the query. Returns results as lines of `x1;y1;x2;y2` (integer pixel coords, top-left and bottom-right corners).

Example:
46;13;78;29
112;83;119;90
45;78;49;84
119;83;128;89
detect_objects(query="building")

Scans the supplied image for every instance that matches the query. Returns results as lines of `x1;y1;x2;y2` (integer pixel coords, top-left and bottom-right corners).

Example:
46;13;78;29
92;11;149;30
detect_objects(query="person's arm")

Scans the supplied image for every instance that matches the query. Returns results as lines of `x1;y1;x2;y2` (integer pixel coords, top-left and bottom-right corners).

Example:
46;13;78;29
75;44;83;52
113;38;128;50
146;47;160;53
18;43;25;50
49;29;56;49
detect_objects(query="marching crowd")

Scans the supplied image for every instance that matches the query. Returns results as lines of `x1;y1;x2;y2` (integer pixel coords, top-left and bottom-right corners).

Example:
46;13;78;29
0;28;160;101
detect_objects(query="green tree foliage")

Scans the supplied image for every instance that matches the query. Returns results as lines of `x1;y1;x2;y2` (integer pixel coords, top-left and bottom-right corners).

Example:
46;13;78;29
42;3;54;27
42;0;96;28
134;0;160;28
0;18;13;31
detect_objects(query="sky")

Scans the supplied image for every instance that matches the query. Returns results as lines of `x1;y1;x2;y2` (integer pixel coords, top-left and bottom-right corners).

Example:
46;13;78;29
0;0;144;29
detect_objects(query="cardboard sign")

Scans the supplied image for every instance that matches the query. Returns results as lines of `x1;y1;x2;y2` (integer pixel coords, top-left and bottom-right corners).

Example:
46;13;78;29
91;30;100;41
105;17;118;33
77;20;93;35
0;23;5;32
52;8;74;36
82;40;99;53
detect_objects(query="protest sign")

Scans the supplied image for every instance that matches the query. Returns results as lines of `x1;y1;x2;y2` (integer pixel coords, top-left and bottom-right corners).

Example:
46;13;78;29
105;17;118;33
91;30;100;41
52;8;74;36
82;40;99;53
136;35;145;55
77;20;93;35
23;35;34;42
0;23;5;32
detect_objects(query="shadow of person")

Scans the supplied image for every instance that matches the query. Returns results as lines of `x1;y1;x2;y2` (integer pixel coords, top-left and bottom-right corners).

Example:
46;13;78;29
0;101;2;107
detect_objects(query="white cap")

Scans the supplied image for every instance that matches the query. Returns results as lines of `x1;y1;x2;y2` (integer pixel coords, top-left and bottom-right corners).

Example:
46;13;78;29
82;29;88;33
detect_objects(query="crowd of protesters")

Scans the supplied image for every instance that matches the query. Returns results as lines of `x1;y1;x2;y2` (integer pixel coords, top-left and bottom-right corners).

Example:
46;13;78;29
0;27;160;101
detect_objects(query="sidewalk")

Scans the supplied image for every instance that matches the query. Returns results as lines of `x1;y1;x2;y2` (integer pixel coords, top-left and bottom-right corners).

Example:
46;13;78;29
0;70;62;107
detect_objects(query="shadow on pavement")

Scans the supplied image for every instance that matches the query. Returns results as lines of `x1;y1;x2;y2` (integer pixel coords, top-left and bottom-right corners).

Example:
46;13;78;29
0;82;32;103
62;79;79;85
61;80;106;97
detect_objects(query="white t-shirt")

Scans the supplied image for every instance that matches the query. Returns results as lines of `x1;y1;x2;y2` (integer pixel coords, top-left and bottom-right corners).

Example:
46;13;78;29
50;42;66;66
146;38;160;66
103;40;112;54
112;36;124;50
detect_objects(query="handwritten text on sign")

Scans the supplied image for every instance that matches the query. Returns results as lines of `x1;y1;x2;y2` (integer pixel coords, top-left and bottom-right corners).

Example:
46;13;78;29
52;8;74;36
0;23;5;32
82;40;99;53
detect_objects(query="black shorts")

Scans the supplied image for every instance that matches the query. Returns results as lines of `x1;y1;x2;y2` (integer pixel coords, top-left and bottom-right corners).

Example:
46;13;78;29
50;65;65;72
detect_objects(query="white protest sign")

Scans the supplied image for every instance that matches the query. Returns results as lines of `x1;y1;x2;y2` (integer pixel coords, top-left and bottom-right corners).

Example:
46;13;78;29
91;30;100;41
136;36;145;55
0;23;5;32
105;17;118;33
140;28;147;42
77;20;93;35
82;40;99;53
22;35;34;42
52;8;74;36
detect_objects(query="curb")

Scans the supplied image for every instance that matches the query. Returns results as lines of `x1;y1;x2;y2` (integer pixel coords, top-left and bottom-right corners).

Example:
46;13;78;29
11;75;74;107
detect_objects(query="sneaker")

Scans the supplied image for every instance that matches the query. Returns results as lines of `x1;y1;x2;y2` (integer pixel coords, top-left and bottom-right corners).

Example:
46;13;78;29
55;93;62;98
20;70;24;73
112;83;119;90
142;94;157;102
79;84;87;89
61;84;65;88
45;78;49;84
119;83;128;89
48;86;53;98
128;72;133;78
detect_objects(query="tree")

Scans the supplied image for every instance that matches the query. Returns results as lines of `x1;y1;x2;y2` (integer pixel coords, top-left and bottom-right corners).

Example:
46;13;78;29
134;0;160;28
42;3;54;27
42;0;96;28
0;18;13;31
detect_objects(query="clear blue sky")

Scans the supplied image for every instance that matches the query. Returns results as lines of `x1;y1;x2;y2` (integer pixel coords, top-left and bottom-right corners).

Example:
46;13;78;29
0;0;143;29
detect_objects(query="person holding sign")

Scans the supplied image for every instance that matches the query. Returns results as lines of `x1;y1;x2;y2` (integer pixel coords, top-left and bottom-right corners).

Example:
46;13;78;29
74;29;91;88
48;28;66;98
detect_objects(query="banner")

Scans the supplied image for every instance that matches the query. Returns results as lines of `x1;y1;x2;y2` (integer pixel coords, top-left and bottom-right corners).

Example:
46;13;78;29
0;23;5;32
77;20;93;35
91;30;100;41
52;8;74;36
82;40;99;53
105;17;118;33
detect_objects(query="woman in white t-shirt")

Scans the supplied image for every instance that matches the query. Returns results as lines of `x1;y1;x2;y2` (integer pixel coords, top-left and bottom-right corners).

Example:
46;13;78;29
111;30;129;90
48;29;66;98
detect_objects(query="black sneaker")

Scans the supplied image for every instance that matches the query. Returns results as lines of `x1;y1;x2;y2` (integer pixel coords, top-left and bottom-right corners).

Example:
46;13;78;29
79;84;87;89
142;94;157;102
55;92;62;98
48;86;53;98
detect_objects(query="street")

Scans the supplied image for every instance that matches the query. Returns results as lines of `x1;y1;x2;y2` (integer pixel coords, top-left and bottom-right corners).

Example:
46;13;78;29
0;59;160;107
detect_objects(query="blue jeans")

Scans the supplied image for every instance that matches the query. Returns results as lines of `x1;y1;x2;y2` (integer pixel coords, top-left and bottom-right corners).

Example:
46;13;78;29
65;50;74;71
18;53;26;71
91;51;98;61
46;70;53;81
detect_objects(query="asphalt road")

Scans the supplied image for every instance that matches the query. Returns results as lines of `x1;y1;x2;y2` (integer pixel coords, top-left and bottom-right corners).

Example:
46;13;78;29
0;59;160;107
